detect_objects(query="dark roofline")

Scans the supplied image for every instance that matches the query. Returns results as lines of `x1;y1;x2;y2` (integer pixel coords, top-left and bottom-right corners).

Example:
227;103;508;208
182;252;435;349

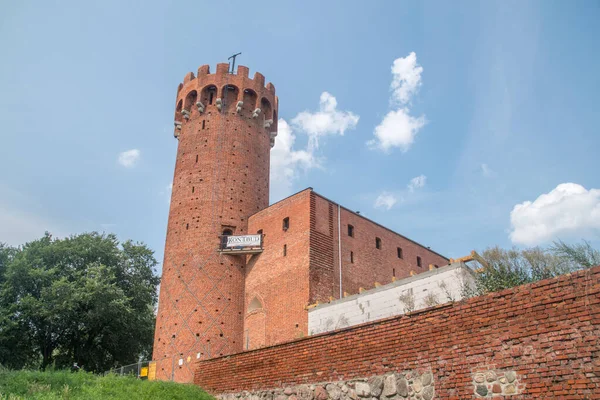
249;187;448;261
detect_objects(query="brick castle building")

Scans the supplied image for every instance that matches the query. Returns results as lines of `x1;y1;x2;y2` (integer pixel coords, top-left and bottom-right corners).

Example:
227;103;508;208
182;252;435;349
153;63;448;382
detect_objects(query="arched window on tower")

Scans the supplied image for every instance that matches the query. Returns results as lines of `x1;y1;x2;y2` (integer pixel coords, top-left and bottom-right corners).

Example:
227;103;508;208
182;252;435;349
261;98;272;121
201;85;217;106
242;89;257;114
184;90;197;112
175;99;183;121
221;85;239;113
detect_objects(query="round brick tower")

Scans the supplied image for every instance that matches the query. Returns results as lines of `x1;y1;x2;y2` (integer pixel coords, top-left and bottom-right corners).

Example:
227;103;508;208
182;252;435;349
153;63;278;382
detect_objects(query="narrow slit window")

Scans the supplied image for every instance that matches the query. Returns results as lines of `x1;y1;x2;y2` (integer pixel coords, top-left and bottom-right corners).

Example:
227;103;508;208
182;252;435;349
348;224;354;237
283;244;287;257
393;268;396;277
192;186;195;193
209;92;214;105
196;154;199;162
202;120;206;130
186;223;189;230
375;237;381;249
397;247;403;259
282;217;290;231
417;256;422;267
350;251;354;264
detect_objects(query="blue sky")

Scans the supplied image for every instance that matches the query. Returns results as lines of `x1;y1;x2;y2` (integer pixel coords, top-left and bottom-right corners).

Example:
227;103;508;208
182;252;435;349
1;1;599;266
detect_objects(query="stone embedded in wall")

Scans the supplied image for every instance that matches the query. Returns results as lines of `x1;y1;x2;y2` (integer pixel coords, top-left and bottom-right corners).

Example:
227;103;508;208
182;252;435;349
215;370;435;400
472;370;522;397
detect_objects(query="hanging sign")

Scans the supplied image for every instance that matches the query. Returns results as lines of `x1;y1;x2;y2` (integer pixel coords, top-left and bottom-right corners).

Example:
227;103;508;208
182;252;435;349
225;234;262;248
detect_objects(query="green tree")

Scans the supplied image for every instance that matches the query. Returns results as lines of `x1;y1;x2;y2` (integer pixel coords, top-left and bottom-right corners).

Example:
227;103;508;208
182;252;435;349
550;240;600;268
0;243;16;285
471;241;598;296
0;233;160;372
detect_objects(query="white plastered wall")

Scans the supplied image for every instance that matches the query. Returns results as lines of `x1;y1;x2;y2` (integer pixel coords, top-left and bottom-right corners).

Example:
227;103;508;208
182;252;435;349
308;263;476;335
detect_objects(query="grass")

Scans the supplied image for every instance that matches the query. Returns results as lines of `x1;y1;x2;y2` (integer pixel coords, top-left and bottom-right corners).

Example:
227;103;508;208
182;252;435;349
0;369;214;400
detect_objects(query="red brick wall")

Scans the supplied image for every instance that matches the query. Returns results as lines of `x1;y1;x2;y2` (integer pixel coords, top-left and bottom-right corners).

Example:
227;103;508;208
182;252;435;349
153;64;278;382
311;191;449;302
244;189;450;348
246;189;312;349
194;266;600;398
309;192;336;302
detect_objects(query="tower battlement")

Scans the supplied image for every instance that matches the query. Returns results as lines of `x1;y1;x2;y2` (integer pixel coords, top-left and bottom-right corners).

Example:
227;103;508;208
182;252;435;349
173;64;279;146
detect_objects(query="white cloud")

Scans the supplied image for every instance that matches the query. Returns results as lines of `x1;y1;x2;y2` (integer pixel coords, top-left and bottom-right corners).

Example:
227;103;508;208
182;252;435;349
509;183;600;245
291;92;359;150
118;149;141;167
369;53;426;153
368;109;426;152
270;93;358;201
408;175;427;192
374;192;399;210
391;52;423;105
481;163;493;178
270;119;318;200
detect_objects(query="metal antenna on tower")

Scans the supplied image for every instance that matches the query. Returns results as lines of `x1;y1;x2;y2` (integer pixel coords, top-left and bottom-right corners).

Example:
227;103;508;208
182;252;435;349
228;52;242;74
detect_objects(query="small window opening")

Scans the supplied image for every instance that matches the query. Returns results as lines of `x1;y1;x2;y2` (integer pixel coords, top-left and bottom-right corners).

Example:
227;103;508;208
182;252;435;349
186;223;189;230
195;154;198;162
375;237;382;249
348;224;354;237
222;228;233;236
283;244;287;256
417;256;422;267
209;92;214;105
350;251;354;264
282;217;290;231
192;186;195;193
393;268;396;277
397;247;403;259
202;120;206;129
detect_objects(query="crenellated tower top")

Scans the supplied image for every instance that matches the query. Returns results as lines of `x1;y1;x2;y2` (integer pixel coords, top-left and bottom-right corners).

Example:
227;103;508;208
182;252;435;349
173;63;279;147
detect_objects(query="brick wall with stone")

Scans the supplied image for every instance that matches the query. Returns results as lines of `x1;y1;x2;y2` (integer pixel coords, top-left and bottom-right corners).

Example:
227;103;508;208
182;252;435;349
153;63;278;382
194;265;600;399
216;370;437;400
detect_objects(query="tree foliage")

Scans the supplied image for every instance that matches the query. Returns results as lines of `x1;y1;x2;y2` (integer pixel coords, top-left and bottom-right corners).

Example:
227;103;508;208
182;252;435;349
0;233;160;372
471;241;599;296
550;240;600;269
